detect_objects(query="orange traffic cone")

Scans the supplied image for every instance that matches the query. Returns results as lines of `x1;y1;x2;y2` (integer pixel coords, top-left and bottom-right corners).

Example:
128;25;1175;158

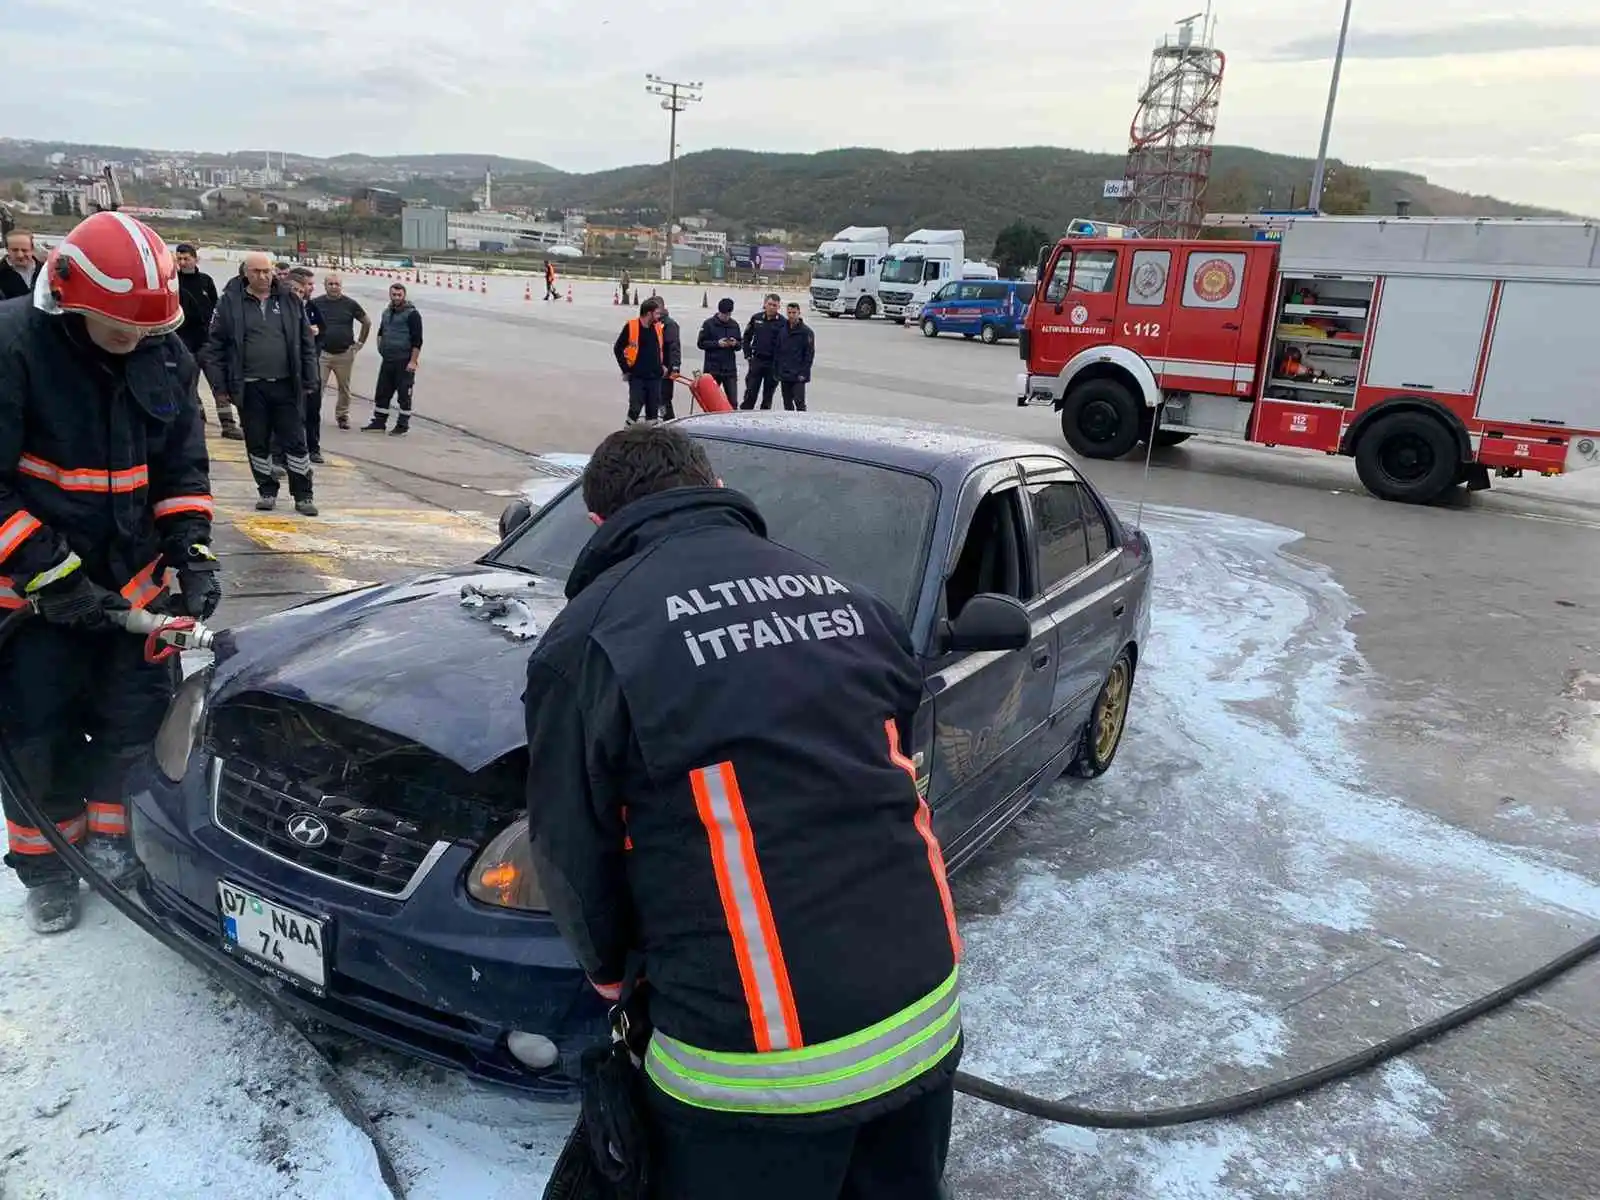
469;278;477;293
567;284;573;303
448;276;455;289
435;275;441;286
702;291;709;308
524;284;532;301
613;289;620;305
481;280;488;295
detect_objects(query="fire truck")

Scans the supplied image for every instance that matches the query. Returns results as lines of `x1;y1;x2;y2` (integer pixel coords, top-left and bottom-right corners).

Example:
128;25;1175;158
1015;216;1600;504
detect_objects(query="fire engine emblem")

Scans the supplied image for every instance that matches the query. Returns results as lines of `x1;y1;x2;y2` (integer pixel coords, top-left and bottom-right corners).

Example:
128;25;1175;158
1070;304;1090;326
1191;257;1237;303
1132;259;1167;300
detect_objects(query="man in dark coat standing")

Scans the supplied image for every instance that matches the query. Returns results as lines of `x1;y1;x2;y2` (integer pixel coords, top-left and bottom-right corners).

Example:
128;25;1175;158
697;298;741;407
0;228;46;301
775;301;815;412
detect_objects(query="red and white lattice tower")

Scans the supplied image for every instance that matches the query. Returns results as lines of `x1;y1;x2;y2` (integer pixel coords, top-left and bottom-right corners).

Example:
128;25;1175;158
1118;13;1226;238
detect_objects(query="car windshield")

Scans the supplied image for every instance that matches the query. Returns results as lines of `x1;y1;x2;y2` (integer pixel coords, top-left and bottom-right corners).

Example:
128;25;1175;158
490;439;938;618
812;254;849;281
880;257;924;284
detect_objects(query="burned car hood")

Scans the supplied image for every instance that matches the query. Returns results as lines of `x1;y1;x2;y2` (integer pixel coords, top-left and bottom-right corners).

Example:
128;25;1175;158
210;566;565;772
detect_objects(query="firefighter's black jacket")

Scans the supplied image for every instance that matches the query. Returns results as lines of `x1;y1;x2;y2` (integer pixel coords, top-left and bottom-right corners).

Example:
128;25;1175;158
523;487;958;1071
0;299;212;598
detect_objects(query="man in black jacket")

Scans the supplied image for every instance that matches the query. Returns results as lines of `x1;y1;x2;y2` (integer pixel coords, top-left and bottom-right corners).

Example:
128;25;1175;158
741;293;784;410
775;301;815;412
171;244;240;438
0;212;218;934
0;229;45;301
523;425;961;1199
201;251;319;515
658;303;683;420
697;297;741;406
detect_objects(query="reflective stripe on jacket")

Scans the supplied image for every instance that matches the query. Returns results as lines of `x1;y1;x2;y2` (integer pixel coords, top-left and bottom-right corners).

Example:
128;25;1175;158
645;967;961;1115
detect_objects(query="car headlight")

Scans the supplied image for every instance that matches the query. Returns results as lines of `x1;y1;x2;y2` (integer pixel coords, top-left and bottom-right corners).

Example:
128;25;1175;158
466;818;549;911
154;668;210;782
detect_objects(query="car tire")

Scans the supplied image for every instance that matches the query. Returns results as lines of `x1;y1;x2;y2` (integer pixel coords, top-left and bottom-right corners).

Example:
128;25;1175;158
922;318;939;338
980;323;999;345
1060;378;1141;459
1354;411;1459;503
1068;649;1135;779
854;297;876;320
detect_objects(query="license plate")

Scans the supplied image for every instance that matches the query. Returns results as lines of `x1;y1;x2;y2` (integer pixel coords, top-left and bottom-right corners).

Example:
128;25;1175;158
217;879;328;994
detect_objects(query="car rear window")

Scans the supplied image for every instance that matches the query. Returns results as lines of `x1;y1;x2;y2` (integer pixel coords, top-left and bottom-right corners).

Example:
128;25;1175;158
492;439;938;618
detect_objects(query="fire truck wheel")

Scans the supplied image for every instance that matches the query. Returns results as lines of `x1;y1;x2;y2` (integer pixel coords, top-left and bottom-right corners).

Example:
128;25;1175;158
1061;378;1141;459
1355;411;1459;503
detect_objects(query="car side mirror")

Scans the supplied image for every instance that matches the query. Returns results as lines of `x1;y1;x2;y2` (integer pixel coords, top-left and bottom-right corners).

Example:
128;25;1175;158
940;593;1032;654
498;500;533;540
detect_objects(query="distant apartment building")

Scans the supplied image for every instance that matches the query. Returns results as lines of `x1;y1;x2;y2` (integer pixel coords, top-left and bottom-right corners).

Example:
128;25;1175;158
24;175;116;217
351;186;404;217
679;229;728;256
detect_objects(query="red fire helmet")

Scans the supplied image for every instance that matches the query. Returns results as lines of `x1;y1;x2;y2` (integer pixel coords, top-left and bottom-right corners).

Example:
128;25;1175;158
40;211;183;335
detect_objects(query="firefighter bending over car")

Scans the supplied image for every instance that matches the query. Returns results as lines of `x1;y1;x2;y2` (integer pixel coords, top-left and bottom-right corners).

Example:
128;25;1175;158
0;211;219;935
526;425;961;1198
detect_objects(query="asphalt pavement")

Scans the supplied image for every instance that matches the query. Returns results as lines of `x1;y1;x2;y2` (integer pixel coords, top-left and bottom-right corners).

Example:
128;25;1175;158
196;260;1600;1198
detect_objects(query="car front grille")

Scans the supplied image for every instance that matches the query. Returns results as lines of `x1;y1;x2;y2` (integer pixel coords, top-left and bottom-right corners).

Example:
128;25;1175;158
881;290;913;306
810;286;840;301
211;760;449;898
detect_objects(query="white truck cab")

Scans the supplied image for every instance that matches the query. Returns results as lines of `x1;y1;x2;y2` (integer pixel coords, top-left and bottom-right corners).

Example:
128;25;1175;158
808;226;892;319
878;230;965;323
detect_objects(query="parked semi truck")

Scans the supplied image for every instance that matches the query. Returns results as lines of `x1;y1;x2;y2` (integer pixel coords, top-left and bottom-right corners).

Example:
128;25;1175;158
808;226;892;319
878;230;965;324
1016;215;1600;505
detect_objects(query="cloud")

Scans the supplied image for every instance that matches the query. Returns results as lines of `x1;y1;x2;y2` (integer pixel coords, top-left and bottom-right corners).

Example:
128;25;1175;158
1271;19;1600;61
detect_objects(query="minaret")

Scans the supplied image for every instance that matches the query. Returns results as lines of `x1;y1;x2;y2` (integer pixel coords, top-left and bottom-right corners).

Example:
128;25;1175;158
484;163;493;212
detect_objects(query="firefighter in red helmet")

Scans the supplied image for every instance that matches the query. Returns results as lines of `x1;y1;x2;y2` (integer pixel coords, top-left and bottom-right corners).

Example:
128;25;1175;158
0;211;218;933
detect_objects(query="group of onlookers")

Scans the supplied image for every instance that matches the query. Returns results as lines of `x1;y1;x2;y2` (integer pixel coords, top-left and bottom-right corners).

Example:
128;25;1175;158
615;291;815;424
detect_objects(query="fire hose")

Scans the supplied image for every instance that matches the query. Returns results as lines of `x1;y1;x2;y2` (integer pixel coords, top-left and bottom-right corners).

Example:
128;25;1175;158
0;603;1597;1176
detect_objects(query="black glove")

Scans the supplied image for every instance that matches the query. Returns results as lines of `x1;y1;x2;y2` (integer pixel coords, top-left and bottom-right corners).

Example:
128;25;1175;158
173;543;222;620
32;572;129;630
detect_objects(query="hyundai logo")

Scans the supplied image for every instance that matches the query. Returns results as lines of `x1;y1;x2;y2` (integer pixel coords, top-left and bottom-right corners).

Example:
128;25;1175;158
285;812;330;848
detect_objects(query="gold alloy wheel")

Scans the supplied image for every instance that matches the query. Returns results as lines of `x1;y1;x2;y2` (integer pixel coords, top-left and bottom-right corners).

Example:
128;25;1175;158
1093;658;1132;763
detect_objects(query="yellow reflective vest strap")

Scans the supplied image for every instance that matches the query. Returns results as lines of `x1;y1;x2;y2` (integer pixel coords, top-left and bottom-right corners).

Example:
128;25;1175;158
644;966;961;1116
623;318;664;368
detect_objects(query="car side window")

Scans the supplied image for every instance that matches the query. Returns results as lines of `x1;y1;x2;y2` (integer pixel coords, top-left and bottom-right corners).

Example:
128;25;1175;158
1080;484;1114;561
944;487;1026;622
1029;482;1089;591
1070;250;1119;295
978;283;1008;301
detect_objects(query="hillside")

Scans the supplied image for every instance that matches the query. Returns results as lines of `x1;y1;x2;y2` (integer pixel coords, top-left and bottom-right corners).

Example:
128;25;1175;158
495;145;1576;247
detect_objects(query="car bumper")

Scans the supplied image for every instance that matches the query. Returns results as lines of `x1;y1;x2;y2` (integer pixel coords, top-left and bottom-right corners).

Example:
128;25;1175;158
810;296;847;315
127;751;609;1093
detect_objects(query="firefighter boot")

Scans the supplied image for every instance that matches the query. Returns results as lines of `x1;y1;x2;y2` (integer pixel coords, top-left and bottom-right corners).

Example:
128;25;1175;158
24;877;83;935
83;835;140;887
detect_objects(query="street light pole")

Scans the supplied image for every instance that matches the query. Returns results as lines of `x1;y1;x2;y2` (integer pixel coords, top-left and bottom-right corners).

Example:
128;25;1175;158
645;74;703;279
1308;0;1354;213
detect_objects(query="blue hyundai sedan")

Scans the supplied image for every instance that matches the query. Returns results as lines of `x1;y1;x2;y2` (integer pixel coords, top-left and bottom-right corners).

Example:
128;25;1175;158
128;413;1152;1092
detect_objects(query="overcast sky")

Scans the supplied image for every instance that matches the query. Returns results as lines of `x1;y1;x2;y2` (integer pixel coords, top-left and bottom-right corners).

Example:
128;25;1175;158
6;0;1597;213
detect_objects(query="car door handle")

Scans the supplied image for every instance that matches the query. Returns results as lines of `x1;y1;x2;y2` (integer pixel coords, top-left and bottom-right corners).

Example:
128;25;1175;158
1031;650;1051;671
1113;601;1126;617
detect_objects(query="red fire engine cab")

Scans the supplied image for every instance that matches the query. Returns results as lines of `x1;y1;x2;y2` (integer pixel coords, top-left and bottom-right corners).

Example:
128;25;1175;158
1016;216;1600;504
